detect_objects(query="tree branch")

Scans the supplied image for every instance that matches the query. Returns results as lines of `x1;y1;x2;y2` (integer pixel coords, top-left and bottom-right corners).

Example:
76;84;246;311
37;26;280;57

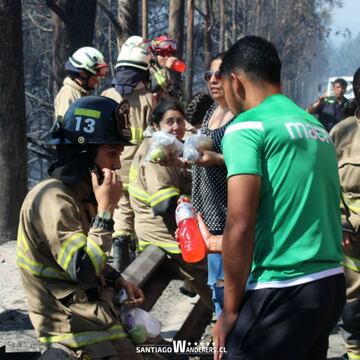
45;0;67;22
98;0;123;37
194;4;205;19
208;0;215;32
26;11;52;32
25;91;53;109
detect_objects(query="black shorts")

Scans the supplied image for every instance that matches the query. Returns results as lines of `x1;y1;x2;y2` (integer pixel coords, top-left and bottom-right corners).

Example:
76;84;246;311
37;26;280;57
225;274;346;360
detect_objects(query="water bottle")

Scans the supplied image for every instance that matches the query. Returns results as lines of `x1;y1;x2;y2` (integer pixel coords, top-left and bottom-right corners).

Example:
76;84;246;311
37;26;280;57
175;195;207;263
171;60;187;73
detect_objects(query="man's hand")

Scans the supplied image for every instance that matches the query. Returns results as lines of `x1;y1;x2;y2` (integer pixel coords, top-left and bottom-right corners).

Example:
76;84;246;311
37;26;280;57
308;94;326;113
213;311;238;360
195;151;223;167
164;56;177;69
116;277;145;307
91;169;122;213
197;214;222;253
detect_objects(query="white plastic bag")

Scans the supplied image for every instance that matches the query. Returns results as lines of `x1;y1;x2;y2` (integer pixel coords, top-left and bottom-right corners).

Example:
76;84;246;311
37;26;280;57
144;131;184;164
123;307;162;338
183;134;213;163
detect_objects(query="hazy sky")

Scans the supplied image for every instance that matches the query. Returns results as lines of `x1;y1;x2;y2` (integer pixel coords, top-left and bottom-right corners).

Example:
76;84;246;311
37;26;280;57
329;0;360;47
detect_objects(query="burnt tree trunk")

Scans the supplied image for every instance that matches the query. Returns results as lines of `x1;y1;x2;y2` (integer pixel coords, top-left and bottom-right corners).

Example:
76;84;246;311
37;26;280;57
232;0;237;43
46;0;97;94
117;0;139;49
219;0;224;53
203;0;212;67
0;0;27;242
142;0;148;39
168;0;185;60
168;0;185;95
184;0;194;101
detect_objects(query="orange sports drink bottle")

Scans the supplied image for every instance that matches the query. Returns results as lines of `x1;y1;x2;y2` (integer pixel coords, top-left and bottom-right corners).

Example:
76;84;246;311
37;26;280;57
171;60;187;73
175;195;207;263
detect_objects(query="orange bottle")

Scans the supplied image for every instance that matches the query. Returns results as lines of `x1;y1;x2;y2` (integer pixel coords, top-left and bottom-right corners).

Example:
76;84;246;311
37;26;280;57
171;60;187;73
175;196;207;263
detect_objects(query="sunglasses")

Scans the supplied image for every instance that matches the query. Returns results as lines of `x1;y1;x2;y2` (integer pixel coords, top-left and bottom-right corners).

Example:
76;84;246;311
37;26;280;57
204;70;222;82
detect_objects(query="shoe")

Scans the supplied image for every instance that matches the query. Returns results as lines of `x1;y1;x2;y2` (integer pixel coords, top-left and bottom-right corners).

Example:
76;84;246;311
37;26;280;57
179;286;197;297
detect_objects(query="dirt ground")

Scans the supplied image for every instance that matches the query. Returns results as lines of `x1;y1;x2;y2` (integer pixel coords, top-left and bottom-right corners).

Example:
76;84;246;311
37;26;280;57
0;240;346;358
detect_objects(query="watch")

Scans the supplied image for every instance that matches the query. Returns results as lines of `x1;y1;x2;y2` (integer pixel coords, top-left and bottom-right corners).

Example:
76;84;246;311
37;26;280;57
91;214;114;232
98;210;112;220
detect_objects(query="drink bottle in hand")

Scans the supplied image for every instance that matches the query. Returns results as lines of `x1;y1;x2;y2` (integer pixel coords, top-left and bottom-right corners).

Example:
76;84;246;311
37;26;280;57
171;60;187;73
175;195;207;263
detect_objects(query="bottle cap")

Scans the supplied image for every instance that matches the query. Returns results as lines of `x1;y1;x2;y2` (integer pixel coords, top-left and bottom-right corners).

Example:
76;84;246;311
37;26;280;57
171;60;186;73
178;195;191;204
175;202;196;224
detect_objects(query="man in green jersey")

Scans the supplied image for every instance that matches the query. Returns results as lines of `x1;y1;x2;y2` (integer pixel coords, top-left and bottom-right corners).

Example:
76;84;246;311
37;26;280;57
210;36;345;360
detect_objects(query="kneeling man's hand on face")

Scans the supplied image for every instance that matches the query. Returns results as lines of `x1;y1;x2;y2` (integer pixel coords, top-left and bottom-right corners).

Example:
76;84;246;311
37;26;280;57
92;169;122;213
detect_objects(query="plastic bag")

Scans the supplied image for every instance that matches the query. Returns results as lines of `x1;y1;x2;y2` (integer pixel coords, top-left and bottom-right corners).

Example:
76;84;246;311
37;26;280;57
122;307;162;339
144;130;184;164
183;134;213;163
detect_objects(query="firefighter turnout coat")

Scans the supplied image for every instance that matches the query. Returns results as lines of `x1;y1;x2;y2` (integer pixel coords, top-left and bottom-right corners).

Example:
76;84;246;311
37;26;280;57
128;137;191;253
16;178;136;357
54;77;89;122
101;86;156;236
331;108;360;270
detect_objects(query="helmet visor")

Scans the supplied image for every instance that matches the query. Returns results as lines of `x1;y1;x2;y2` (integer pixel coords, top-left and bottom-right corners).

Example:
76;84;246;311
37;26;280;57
154;40;177;57
95;63;109;77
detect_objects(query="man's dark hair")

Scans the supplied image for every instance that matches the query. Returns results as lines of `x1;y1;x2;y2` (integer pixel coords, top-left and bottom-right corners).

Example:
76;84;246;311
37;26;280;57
334;78;348;88
185;92;214;127
220;36;281;84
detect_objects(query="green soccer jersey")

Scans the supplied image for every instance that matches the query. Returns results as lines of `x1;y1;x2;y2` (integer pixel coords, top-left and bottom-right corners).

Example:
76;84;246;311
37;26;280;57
222;94;343;289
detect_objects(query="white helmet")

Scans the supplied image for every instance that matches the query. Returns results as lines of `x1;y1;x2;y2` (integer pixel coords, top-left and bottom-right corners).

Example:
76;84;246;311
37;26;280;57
68;47;108;75
115;36;150;71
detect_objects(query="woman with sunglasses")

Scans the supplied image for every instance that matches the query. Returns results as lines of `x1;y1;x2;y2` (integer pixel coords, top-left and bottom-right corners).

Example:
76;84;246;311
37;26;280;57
191;53;234;318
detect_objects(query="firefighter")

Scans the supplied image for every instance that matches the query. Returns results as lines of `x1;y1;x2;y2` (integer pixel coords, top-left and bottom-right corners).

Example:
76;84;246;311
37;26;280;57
54;47;109;122
128;100;213;310
17;95;150;360
148;35;184;101
330;67;360;360
102;36;156;272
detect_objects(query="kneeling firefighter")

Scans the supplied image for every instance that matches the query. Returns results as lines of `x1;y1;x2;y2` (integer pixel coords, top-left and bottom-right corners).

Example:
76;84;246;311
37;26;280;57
17;95;152;359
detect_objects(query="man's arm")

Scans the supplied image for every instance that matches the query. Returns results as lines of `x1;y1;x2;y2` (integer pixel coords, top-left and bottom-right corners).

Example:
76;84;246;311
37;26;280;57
307;95;325;113
222;174;260;312
213;174;261;360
